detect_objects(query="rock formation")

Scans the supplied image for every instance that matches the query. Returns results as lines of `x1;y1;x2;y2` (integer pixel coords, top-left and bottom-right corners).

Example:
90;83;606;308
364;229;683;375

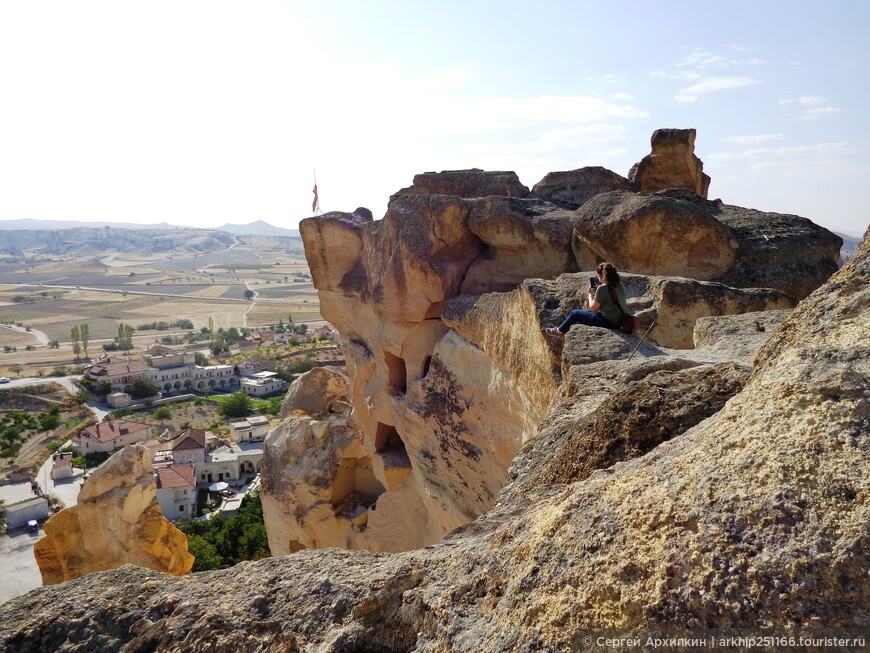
267;139;841;556
628;127;711;196
2;228;866;653
33;445;193;585
573;189;842;298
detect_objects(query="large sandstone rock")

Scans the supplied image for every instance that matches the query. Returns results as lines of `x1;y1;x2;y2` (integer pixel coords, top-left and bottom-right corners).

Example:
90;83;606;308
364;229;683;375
279;366;349;418
5;230;867;652
529;165;637;210
460;197;577;295
573;189;738;280
574;188;842;298
395;168;529;199
299;208;372;292
628;127;711;196
33;445;193;585
336;193;483;323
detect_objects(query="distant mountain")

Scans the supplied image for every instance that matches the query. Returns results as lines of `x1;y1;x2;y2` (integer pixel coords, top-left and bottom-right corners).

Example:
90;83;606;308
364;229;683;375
217;220;300;238
0;218;299;237
0;218;182;231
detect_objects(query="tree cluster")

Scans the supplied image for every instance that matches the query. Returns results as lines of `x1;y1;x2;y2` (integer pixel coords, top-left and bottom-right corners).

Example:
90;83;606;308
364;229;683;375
175;490;270;572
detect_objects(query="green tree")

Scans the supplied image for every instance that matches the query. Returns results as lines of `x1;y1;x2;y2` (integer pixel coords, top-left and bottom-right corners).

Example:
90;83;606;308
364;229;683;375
208;317;215;343
153;405;172;421
70;325;81;358
194;351;209;366
218;391;253;418
186;534;224;572
11;364;23;377
73;390;93;405
117;322;135;351
243;289;255;300
80;323;90;358
129;379;159;399
38;411;60;431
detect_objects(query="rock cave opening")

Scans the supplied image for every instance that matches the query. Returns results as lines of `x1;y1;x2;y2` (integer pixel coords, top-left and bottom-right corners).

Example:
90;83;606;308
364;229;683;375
384;350;408;396
374;423;413;491
330;456;386;514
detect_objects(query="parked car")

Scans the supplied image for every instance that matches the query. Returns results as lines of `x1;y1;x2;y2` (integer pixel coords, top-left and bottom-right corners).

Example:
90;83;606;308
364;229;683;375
0;377;10;383
26;519;39;533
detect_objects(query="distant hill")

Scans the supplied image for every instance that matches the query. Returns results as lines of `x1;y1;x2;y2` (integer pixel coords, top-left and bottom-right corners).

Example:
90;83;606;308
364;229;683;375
217;220;299;237
0;218;300;237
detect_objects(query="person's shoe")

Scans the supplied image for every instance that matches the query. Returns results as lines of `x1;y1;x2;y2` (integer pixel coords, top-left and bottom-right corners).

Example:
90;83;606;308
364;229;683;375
544;327;564;338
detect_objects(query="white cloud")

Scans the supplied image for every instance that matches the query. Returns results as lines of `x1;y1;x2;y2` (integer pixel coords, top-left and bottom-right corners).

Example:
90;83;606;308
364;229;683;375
708;141;854;162
610;92;636;101
675;76;761;102
722;134;783;145
779;95;840;120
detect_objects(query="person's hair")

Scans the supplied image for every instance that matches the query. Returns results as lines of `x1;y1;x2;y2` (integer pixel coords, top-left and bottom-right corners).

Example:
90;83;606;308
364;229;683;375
597;262;621;286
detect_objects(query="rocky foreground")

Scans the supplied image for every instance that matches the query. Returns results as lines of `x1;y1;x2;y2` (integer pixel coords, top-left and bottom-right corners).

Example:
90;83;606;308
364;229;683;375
2;239;867;649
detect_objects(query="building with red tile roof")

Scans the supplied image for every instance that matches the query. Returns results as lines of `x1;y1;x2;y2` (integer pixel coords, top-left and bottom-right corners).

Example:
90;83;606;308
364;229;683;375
75;419;153;454
154;465;196;521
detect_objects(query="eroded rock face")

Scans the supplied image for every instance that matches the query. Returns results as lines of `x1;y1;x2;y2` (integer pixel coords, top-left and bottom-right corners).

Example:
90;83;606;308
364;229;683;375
574;189;842;299
628;127;711;196
529;165;637;210
5;231;867;653
395;168;530;199
279;366;349;418
33;445;193;585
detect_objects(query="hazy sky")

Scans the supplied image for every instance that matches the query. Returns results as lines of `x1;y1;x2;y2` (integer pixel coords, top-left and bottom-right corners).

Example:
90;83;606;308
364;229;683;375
0;1;867;236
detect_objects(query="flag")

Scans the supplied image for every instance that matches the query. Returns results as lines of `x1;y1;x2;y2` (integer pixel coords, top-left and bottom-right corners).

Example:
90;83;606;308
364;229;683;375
312;184;319;213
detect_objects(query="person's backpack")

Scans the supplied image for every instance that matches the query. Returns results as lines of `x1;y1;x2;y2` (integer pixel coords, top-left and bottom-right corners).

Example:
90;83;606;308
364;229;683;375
608;287;638;334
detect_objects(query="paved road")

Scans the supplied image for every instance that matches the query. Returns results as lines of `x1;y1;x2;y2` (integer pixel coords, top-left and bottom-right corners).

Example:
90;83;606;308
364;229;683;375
0;528;44;605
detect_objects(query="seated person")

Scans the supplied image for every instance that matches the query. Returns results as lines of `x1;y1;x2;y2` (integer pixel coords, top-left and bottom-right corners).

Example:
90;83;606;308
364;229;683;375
545;262;628;336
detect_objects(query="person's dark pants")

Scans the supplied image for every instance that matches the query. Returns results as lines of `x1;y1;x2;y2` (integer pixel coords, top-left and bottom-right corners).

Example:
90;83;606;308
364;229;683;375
558;309;615;333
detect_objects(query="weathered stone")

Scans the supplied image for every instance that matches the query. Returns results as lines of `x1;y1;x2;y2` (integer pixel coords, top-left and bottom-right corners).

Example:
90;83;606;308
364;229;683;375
574;188;842;299
337;193;483;323
573;189;738;280
460;197;577;294
643;276;797;348
394;168;529;199
299;209;372;292
529;165;637;210
628;127;711;196
279;366;349;418
693;309;794;363
33;445;193;585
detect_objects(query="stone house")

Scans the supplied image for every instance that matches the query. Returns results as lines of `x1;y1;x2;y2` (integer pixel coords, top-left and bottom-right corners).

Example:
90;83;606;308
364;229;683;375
154;465;197;521
194;442;263;485
74;419;153;454
85;355;150;392
168;428;207;466
229;416;271;443
240;371;287;397
51;452;74;480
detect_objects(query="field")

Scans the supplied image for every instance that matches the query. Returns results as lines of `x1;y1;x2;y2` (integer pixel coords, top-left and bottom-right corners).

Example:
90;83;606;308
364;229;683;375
0;235;324;377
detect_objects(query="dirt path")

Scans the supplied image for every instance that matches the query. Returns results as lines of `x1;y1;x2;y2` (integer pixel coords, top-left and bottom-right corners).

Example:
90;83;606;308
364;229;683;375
0;323;49;346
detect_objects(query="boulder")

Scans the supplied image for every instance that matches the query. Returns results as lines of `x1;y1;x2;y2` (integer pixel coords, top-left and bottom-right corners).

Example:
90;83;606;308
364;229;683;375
33;445;193;585
460;197;577;295
643;276;797;348
529;165;637;210
394;168;529;199
299;209;372;292
337;193;483;323
573;188;842;298
280;366;349;418
573;189;738;280
692;309;794;363
628;127;711;196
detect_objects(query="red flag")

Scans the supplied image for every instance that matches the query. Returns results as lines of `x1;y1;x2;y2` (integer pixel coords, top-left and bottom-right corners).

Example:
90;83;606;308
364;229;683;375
312;184;319;213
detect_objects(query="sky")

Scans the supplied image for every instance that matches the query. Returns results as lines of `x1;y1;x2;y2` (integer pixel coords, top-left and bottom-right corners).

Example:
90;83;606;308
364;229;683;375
0;1;867;236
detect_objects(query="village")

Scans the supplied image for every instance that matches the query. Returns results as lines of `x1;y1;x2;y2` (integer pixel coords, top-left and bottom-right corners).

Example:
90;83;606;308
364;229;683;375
0;321;341;535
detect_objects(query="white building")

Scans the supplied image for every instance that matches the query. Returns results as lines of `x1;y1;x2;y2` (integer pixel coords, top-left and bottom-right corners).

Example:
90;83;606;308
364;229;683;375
145;359;239;394
240;371;287;397
154;465;197;521
195;442;263;485
0;481;49;530
75;420;153;454
230;416;271;443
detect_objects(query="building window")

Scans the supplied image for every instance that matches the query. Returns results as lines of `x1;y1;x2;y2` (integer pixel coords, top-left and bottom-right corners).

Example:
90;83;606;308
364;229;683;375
179;505;184;511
